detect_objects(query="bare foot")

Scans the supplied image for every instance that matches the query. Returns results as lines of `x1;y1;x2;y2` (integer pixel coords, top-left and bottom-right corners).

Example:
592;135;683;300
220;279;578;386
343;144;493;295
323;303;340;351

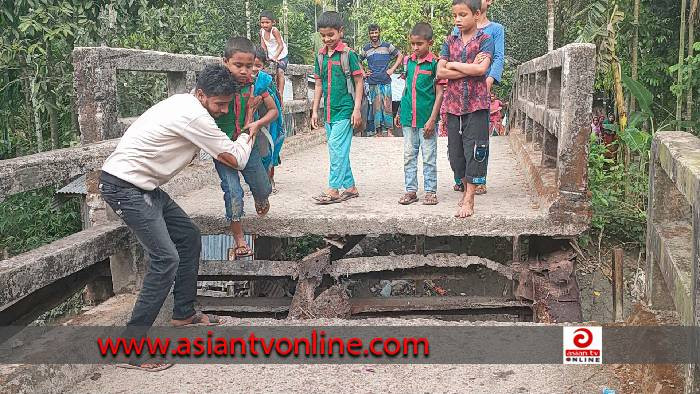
455;194;474;218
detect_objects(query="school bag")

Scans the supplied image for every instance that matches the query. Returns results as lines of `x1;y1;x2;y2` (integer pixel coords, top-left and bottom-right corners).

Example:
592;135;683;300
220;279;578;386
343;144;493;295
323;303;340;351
316;46;356;100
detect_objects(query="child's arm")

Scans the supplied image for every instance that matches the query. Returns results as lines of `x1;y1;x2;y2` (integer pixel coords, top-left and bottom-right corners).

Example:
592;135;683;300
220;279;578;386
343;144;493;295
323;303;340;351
260;34;268;53
446;55;492;77
244;95;278;137
311;58;323;129
424;83;445;137
351;73;364;129
437;59;471;80
271;28;285;61
487;24;505;91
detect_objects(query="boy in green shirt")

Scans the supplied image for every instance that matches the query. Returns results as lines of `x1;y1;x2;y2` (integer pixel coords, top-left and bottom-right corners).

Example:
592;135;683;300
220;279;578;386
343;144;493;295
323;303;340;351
217;37;278;258
310;11;364;204
395;22;445;206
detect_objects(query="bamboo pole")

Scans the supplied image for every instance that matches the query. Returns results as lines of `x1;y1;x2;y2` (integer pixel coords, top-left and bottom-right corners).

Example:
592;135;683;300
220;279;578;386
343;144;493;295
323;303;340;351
613;248;624;322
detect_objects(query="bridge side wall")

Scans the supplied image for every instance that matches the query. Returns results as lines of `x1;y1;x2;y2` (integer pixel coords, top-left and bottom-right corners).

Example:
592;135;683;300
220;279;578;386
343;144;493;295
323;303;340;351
509;43;595;233
644;131;700;393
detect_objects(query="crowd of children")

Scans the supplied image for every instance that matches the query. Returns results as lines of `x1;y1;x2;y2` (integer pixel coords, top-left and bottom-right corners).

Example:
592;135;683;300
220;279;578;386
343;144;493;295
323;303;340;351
213;0;507;257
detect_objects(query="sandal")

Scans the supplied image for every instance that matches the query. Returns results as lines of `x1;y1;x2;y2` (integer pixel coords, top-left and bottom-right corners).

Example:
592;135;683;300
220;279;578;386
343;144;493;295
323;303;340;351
423;192;438;205
117;362;174;372
398;193;419;205
230;244;254;259
255;199;270;216
340;190;360;201
172;312;221;327
453;183;464;192
313;192;342;205
475;185;488;195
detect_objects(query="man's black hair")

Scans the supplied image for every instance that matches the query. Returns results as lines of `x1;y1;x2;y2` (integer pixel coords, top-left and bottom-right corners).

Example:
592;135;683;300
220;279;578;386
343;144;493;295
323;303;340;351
223;36;255;59
452;0;482;13
317;11;344;30
260;10;275;21
368;24;380;32
410;22;434;41
254;46;268;64
196;64;240;96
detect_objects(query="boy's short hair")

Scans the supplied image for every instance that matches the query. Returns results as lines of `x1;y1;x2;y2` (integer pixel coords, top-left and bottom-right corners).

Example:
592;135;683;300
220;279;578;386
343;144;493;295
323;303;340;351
452;0;481;13
260;10;275;21
196;64;240;96
368;24;380;32
410;22;434;41
317;11;344;30
255;46;268;64
223;36;255;59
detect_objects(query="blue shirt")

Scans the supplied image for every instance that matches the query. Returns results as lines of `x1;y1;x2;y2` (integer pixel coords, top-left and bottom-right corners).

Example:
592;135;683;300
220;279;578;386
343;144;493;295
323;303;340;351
360;41;400;85
452;22;505;83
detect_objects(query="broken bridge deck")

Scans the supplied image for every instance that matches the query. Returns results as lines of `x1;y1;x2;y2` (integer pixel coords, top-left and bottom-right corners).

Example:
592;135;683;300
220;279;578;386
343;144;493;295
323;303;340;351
177;136;581;238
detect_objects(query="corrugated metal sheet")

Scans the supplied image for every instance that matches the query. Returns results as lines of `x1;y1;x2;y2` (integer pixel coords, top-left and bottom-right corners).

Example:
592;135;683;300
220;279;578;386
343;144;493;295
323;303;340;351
56;174;87;195
200;234;254;261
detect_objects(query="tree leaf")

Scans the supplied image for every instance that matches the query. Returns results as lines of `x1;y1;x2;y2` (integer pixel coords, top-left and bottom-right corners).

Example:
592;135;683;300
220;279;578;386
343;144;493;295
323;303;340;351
621;72;652;113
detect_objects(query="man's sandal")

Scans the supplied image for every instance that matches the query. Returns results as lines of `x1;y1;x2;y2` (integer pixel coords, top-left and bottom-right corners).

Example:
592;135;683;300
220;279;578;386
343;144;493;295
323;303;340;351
475;185;487;195
423;193;438;205
398;193;419;205
453;184;465;192
172;312;221;327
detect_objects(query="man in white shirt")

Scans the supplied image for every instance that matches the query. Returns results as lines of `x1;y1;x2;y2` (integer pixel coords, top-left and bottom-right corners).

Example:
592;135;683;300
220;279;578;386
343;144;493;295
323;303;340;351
100;65;255;364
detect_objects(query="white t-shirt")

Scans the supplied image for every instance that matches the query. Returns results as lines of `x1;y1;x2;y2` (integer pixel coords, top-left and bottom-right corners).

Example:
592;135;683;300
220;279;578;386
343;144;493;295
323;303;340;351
102;94;250;190
261;27;288;60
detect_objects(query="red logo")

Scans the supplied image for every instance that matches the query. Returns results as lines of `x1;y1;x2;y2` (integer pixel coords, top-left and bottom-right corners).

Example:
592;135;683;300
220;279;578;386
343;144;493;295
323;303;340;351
572;328;593;348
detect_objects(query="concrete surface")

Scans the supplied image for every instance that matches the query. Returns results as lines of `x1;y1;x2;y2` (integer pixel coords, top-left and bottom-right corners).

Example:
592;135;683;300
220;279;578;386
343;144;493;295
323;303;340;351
179;136;590;237
69;363;616;394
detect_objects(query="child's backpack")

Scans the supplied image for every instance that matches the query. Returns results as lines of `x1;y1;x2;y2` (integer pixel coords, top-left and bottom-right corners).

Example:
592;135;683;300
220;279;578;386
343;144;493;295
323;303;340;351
317;46;356;100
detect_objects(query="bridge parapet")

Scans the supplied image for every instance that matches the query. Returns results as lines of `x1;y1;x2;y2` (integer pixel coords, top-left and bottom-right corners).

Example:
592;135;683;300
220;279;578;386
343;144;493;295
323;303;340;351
509;43;596;229
72;47;312;144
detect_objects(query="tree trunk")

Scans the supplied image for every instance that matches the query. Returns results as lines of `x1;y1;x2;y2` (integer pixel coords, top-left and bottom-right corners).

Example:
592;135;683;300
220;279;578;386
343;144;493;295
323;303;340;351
687;0;698;128
547;0;555;51
282;0;289;42
30;77;43;153
630;0;640;113
245;0;251;40
46;44;59;150
677;0;688;125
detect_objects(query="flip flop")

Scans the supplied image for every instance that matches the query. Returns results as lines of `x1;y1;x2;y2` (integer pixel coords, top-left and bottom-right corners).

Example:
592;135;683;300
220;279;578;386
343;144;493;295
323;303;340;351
475;185;488;195
173;312;221;327
340;191;360;201
117;363;174;372
313;193;342;205
230;245;253;259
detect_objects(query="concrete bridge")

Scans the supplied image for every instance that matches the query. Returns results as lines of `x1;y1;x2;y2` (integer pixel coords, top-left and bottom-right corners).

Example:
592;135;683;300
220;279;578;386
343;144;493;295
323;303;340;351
1;43;699;392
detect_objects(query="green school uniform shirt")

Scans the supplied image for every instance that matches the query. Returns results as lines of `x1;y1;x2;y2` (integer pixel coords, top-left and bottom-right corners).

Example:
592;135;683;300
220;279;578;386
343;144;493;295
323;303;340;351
216;85;251;140
400;53;444;129
313;42;363;123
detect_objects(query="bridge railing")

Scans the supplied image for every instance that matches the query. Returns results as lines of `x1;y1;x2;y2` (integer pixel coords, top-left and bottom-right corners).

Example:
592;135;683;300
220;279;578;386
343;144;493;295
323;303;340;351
508;43;596;230
0;47;316;325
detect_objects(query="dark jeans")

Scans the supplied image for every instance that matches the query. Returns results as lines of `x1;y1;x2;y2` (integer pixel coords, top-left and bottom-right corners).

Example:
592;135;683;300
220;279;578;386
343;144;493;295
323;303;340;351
99;173;201;332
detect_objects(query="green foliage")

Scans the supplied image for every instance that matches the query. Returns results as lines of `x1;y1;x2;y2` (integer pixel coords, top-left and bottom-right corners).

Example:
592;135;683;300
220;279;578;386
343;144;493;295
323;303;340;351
0;187;82;256
282;235;325;260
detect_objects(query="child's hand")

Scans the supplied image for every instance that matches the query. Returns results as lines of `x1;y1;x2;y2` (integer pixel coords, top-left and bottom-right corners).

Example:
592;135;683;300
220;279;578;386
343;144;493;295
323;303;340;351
486;76;495;92
242;120;261;140
394;115;401;129
351;109;362;129
423;118;436;137
311;110;319;129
